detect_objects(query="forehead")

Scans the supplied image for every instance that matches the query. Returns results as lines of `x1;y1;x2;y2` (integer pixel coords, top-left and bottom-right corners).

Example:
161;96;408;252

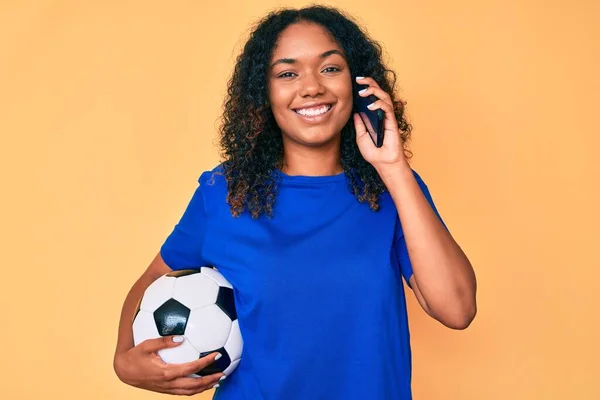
271;22;342;60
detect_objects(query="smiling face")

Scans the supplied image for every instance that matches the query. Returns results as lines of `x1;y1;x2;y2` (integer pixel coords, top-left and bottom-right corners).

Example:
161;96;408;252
268;22;353;149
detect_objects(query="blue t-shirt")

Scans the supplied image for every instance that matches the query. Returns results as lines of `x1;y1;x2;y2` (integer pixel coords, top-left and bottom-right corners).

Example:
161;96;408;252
160;164;444;400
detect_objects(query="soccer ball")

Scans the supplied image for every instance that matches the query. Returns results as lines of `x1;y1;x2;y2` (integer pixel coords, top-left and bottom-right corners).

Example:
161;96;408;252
132;267;243;377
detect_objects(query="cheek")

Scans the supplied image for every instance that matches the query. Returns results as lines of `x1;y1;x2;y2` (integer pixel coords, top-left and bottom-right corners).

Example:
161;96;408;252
268;89;292;131
333;80;353;111
341;84;353;105
269;84;291;107
337;86;354;117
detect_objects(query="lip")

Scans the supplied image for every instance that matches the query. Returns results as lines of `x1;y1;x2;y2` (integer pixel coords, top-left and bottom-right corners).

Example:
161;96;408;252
292;103;334;124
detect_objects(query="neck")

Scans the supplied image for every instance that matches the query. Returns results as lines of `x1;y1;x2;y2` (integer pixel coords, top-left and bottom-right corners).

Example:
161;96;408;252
280;140;343;177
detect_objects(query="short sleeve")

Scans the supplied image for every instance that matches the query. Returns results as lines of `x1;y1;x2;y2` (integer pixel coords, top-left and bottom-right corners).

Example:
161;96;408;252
394;170;448;287
160;175;209;270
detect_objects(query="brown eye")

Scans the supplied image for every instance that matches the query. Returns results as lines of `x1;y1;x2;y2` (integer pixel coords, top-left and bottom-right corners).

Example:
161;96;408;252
277;72;297;79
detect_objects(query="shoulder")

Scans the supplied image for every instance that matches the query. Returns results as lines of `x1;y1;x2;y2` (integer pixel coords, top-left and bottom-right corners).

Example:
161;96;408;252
194;164;229;213
410;168;428;188
197;163;227;187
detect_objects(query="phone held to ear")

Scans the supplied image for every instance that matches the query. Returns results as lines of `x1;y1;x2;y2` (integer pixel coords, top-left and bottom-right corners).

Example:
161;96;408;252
353;83;385;147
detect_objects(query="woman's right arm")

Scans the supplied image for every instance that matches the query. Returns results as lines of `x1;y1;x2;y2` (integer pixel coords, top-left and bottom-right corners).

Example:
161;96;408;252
113;252;225;396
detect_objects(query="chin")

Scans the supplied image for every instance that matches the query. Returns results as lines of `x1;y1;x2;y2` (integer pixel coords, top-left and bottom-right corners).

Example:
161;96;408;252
290;129;340;147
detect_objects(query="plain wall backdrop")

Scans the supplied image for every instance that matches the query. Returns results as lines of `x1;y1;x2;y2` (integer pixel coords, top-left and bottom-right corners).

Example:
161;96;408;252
1;0;598;399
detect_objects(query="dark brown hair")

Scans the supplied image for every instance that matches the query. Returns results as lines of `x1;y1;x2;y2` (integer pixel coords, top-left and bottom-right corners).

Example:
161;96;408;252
217;5;412;219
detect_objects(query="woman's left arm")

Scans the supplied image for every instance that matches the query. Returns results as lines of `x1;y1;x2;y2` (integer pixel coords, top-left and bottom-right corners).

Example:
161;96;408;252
377;163;477;330
353;76;477;330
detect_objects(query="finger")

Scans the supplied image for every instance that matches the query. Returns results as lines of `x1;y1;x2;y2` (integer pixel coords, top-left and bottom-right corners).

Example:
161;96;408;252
357;84;393;107
355;75;379;87
164;351;222;380
141;335;184;354
355;76;384;91
365;99;395;122
168;373;225;391
159;387;199;396
165;385;220;396
364;100;400;135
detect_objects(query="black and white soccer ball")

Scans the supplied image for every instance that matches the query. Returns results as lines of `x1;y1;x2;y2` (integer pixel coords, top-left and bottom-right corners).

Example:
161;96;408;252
132;267;242;377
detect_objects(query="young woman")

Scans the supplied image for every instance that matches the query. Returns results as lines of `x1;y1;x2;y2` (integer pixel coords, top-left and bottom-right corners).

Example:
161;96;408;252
113;5;477;399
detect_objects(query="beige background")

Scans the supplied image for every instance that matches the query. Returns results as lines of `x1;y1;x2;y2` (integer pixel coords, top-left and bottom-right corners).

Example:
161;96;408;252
1;0;599;399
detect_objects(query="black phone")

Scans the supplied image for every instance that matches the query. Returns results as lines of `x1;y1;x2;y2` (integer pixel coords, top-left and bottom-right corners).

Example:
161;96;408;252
353;83;385;147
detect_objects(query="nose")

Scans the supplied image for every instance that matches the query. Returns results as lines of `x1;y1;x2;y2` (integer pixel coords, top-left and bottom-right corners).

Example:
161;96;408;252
298;73;325;98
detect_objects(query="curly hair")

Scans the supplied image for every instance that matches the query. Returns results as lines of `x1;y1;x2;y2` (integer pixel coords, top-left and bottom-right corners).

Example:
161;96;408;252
216;5;412;219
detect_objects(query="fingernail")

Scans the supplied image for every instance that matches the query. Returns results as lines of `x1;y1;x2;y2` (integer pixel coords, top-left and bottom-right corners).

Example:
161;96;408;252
358;88;367;94
214;353;223;361
367;102;376;109
219;375;227;381
355;76;364;80
212;383;220;388
173;336;184;343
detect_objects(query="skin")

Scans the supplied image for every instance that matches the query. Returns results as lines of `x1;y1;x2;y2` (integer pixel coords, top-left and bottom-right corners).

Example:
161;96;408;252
113;20;477;397
269;22;352;176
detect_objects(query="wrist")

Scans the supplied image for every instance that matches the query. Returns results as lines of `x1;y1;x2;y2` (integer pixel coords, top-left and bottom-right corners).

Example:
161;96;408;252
374;160;412;182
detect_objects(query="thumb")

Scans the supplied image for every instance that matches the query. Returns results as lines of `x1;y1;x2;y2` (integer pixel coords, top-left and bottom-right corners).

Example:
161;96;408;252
353;113;368;143
142;335;185;353
353;113;376;153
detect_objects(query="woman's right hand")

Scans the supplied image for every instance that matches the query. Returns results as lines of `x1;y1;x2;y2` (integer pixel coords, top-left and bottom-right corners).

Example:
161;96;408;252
114;335;226;396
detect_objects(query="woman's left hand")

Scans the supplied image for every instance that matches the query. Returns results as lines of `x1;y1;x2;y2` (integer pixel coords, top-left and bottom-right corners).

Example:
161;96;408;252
353;77;407;170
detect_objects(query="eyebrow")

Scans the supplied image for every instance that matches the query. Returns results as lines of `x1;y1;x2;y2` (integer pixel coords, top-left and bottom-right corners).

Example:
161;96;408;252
270;49;345;69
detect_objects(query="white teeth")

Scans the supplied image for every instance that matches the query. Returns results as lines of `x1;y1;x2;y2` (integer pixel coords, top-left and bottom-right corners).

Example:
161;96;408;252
295;105;331;117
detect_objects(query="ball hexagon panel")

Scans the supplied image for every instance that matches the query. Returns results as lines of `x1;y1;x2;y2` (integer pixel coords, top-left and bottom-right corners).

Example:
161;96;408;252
223;359;241;376
172;272;219;310
186;304;232;353
158;338;200;365
154;298;190;336
132;310;160;346
140;275;176;312
200;266;233;289
224;319;243;362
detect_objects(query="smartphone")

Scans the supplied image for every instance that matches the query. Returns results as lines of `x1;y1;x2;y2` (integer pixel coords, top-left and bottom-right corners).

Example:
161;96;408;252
353;83;385;147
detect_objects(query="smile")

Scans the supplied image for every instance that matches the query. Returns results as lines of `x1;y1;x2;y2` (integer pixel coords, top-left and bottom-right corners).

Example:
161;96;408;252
294;104;332;116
